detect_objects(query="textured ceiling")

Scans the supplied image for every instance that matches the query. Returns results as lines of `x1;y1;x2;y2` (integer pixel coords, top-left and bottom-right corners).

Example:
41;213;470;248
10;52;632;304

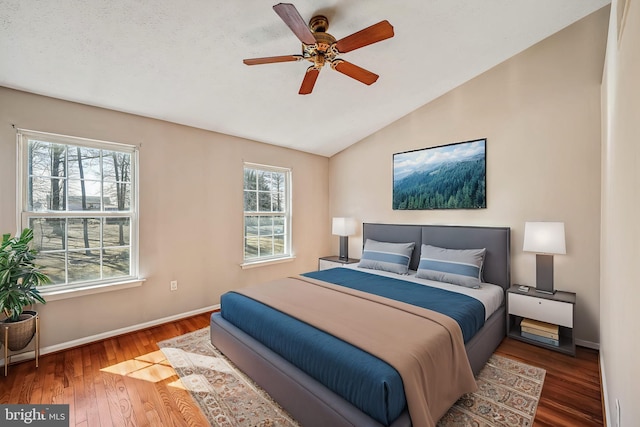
0;1;609;157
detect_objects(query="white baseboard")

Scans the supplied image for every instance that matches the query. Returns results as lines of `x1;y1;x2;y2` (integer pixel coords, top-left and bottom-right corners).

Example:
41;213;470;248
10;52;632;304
1;305;220;366
576;338;600;350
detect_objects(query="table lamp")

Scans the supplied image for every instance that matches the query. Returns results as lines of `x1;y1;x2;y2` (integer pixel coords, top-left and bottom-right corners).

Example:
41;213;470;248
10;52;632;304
332;218;356;260
523;221;566;294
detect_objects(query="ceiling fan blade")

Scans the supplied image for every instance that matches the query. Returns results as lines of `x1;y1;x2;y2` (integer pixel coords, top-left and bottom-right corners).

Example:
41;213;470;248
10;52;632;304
331;60;379;85
273;3;317;45
334;20;394;53
299;67;320;95
243;55;302;65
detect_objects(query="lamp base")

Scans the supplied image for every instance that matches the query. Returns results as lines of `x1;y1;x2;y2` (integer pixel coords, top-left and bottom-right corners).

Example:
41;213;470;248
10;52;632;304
535;254;556;294
339;236;349;260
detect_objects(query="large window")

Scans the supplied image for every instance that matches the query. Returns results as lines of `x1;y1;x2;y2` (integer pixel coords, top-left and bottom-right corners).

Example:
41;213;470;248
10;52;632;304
243;163;291;263
17;129;139;290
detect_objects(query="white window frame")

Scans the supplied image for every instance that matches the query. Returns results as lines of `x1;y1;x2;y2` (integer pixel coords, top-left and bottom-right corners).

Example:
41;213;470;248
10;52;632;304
242;162;293;267
16;129;140;297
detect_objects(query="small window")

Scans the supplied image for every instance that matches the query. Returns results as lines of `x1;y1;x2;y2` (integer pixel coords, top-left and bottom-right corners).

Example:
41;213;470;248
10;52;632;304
17;129;139;290
243;163;291;263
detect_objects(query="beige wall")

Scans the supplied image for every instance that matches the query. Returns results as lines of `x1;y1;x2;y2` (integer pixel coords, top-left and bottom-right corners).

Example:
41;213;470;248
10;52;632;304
0;87;330;348
329;8;609;346
601;0;639;425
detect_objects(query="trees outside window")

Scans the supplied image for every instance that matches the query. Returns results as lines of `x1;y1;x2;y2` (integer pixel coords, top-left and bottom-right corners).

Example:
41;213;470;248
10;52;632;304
17;130;138;290
243;163;291;263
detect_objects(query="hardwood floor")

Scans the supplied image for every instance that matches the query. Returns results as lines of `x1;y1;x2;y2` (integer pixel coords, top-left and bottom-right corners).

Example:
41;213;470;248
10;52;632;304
495;338;604;427
0;313;212;427
0;312;603;426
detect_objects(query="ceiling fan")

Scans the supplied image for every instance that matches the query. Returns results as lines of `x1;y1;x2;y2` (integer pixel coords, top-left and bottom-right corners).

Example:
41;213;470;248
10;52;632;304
243;3;394;95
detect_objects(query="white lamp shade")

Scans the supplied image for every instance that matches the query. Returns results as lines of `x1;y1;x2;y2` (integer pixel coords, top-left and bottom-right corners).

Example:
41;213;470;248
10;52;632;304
523;222;566;255
332;217;356;236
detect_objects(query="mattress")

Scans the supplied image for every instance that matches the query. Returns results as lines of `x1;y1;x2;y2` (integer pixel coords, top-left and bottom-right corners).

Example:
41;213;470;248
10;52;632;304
219;267;503;426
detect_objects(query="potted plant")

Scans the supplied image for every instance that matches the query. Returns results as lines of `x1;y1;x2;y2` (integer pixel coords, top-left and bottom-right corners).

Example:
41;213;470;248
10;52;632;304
0;228;50;351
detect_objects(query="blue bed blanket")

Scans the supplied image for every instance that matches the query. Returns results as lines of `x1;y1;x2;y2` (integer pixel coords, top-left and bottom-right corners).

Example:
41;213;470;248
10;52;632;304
303;268;485;343
219;267;486;426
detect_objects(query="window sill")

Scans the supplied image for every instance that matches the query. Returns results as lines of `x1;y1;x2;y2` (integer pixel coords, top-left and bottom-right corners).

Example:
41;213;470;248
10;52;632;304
240;256;296;269
40;278;146;302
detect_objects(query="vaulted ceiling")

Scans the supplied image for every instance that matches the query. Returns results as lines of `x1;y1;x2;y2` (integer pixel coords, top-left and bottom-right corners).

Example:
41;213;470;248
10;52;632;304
0;1;609;157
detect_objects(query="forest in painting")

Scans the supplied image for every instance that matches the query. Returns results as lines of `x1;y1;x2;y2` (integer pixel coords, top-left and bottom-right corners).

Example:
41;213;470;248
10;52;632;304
393;139;486;210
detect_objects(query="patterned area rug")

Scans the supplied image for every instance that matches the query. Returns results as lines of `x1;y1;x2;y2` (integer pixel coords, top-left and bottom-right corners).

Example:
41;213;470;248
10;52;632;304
158;328;299;427
438;354;545;426
158;327;545;427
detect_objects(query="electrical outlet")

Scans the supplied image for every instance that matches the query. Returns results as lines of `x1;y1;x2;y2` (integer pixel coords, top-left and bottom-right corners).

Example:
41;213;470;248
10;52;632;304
615;399;620;427
170;280;178;291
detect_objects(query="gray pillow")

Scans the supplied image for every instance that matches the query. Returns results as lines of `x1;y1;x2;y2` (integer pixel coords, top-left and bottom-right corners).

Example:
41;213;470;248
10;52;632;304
359;239;415;275
416;244;486;288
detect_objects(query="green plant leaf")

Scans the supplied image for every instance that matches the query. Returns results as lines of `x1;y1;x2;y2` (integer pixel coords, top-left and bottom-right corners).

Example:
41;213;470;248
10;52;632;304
0;228;49;320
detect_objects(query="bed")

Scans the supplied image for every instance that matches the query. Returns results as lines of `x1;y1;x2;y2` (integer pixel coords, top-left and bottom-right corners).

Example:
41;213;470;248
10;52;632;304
211;223;511;427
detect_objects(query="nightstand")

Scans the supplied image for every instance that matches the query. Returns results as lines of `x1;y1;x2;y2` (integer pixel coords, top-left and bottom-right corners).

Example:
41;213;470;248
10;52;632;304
318;256;359;270
506;285;576;356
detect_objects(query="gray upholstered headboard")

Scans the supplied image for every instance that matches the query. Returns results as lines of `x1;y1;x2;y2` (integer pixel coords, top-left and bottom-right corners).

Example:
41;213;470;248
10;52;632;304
362;223;511;290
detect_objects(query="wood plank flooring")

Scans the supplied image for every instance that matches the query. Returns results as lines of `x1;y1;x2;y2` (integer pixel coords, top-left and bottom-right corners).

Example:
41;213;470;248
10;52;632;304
495;338;604;427
0;312;603;426
0;313;212;427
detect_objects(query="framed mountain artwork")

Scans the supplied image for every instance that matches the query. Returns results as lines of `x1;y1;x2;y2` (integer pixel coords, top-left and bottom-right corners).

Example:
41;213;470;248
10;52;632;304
393;138;486;210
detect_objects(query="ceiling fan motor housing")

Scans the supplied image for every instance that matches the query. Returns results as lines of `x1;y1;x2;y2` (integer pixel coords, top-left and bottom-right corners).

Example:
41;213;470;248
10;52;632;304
303;15;338;66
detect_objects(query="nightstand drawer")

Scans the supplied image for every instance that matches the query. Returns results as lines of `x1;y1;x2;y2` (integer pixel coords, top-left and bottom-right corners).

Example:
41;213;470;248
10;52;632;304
318;259;338;270
318;256;359;271
508;293;573;328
